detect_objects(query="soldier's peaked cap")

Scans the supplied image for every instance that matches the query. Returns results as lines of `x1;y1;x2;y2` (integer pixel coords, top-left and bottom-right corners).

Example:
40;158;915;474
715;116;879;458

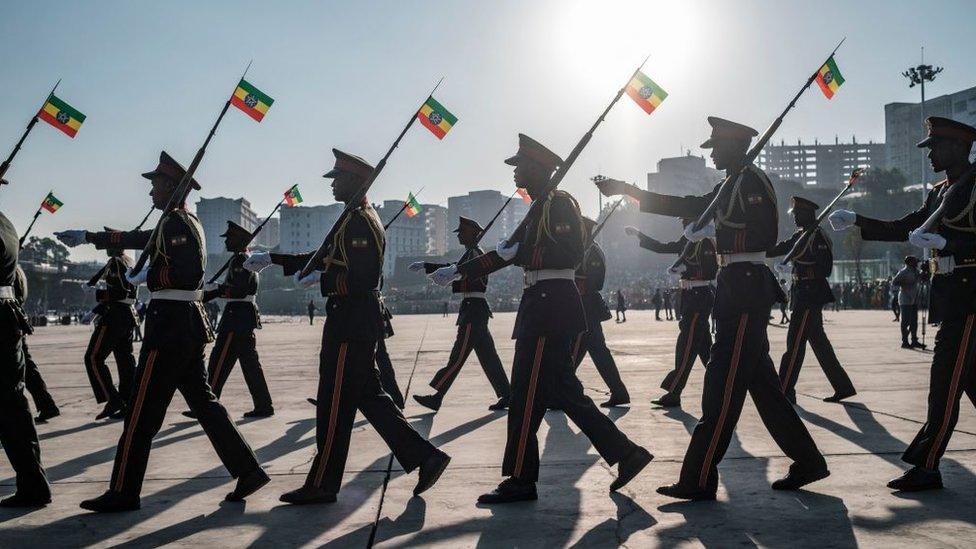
453;216;483;233
504;133;563;171
700;117;758;148
916;117;976;148
323;148;374;179
788;196;820;213
141;151;201;190
220;220;252;240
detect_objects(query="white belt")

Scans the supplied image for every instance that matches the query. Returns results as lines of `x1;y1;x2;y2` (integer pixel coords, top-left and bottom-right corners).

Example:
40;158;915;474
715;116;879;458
680;280;713;289
461;292;486;300
717;252;767;267
117;298;136;305
523;268;576;288
150;289;203;302
224;295;256;303
0;286;14;300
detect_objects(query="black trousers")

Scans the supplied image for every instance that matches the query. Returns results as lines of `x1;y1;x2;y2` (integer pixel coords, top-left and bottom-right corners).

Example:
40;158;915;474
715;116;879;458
660;310;711;397
0;328;49;499
429;321;510;399
679;312;825;491
902;313;976;469
572;321;629;398
23;340;58;413
305;335;435;494
108;343;260;497
84;319;136;405
778;306;855;398
375;339;405;408
900;305;919;345
208;328;273;411
504;334;636;482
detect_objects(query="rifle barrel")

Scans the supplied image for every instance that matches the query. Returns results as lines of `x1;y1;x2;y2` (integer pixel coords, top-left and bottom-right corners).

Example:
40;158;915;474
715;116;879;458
0;80;60;182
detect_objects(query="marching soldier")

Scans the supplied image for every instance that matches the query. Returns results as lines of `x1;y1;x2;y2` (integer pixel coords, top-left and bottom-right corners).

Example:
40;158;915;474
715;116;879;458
430;134;651;504
625;217;717;408
57;151;268;512
768;197;855;403
829;117;976;491
597;117;829;500
16;265;61;423
572;217;629;407
245;149;450;504
183;221;274;419
83;230;138;420
409;216;511;412
0;214;51;507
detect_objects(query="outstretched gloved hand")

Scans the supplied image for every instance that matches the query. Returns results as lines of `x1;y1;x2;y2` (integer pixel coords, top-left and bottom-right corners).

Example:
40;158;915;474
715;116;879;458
55;230;88;248
683;223;715;242
828;210;856;231
243;251;272;272
496;239;519;261
430;265;459;287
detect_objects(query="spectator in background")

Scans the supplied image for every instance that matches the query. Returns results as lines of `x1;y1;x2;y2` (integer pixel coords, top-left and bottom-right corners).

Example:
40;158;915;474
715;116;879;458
441;301;449;317
652;289;662;321
892;256;923;349
663;289;673;321
889;277;900;322
307;299;316;325
779;279;790;324
615;289;627;323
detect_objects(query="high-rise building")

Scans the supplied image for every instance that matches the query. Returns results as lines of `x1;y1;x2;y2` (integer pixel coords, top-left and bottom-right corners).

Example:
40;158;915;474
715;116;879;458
446;190;528;252
758;137;885;188
278;203;344;253
885;85;976;186
253;217;279;249
646;154;723;195
195;197;259;255
377;200;426;277
424;204;449;255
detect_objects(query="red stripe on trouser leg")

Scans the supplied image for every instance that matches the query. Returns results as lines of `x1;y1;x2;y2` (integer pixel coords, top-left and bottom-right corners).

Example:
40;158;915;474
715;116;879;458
925;314;974;469
699;313;748;490
88;326;110;400
313;343;348;487
112;349;157;492
781;310;810;392
209;332;235;394
514;337;546;478
433;324;472;390
669;313;699;393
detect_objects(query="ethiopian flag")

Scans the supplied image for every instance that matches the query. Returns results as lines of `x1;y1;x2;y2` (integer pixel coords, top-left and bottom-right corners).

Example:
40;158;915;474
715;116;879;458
38;95;85;138
232;79;274;122
516;188;532;204
404;192;422;217
815;57;845;99
284;184;303;206
417;96;457;139
625;71;668;115
41;192;63;213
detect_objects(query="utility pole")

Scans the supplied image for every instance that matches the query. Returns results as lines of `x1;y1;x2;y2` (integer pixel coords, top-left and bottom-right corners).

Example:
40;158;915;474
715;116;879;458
901;46;943;197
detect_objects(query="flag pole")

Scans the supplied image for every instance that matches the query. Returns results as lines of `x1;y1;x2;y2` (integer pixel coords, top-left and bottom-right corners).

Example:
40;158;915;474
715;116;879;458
19;192;51;248
383;186;426;231
207;191;289;284
1;79;61;186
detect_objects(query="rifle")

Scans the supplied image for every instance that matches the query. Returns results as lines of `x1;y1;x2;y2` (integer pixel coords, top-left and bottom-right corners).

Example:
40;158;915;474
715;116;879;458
779;168;864;265
671;38;847;270
297;79;444;279
382;186;425;231
130;62;253;276
587;195;626;249
472;190;518;246
1;80;61;186
18;196;49;249
86;206;155;287
500;56;650;250
206;193;292;285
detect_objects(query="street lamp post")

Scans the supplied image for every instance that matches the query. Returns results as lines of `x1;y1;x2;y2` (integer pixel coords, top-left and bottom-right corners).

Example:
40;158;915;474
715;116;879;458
901;47;943;197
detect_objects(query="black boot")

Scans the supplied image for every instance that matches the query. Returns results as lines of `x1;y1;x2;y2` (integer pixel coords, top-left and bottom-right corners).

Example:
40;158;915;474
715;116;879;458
414;449;451;496
600;394;630;408
656;483;716;501
477;478;538;504
226;468;271;502
35;407;61;423
243;408;275;419
651;393;681;408
771;462;830;490
488;396;510;411
80;491;140;513
887;467;943;492
279;485;337;505
0;492;51;508
96;401;124;420
823;389;856;403
413;393;443;412
610;446;653;492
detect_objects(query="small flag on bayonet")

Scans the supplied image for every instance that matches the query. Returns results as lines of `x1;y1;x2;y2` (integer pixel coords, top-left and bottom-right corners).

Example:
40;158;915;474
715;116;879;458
404;192;422;217
284;184;303;206
41;191;63;213
625;71;668;115
232;79;275;122
418;96;457;139
38;95;86;138
815;57;845;99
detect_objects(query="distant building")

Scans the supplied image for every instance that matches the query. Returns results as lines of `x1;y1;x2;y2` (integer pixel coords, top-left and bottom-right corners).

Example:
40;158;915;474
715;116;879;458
253;217;279;250
377;200;426;277
646;154;723;196
278;203;343;253
424;204;449;255
446;190;529;253
758;137;885;188
195;197;258;255
885;85;976;186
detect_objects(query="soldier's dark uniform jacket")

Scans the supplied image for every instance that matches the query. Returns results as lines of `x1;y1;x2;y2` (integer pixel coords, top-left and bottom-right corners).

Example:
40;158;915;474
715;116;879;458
575;242;612;324
92;254;139;327
635;165;783;318
424;246;493;326
767;228;836;308
638;234;717;314
457;190;587;337
203;252;260;332
88;209;213;346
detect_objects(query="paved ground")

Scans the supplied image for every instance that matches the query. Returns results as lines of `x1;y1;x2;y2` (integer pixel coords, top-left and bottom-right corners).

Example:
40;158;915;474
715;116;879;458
1;309;974;548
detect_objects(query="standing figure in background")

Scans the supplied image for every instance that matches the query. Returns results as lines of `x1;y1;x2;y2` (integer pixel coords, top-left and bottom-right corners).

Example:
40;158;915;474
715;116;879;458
892;256;924;349
652;289;662;320
778;279;790;324
307;299;316;325
615;289;627;322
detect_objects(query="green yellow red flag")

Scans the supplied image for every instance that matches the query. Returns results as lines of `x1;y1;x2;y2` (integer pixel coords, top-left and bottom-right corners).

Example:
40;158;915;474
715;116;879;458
625;71;668;115
284;184;303;206
41;191;63;213
815;57;845;99
232;79;274;122
38;95;85;138
404;192;422;217
417;96;457;139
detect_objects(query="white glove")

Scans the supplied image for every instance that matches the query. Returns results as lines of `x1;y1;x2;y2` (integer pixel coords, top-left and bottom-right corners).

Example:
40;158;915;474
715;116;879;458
668;264;686;275
774;262;793;275
909;230;947;250
828;210;856;231
243;251;272;272
683;223;715;242
204;282;219;292
496;239;519;261
408;261;426;273
55;230;88;248
126;267;148;286
430;265;460;287
293;271;320;288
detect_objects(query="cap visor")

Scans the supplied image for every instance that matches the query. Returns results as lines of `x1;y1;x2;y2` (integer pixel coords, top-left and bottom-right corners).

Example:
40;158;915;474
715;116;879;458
141;170;160;180
699;138;715;149
323;168;341;178
916;136;937;148
504;154;520;166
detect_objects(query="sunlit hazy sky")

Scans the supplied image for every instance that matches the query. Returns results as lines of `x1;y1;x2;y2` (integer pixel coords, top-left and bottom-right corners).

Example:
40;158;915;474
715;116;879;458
2;0;974;260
